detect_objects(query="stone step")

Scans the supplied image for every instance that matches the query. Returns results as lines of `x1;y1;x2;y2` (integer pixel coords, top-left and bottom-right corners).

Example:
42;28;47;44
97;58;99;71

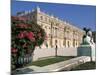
32;56;91;72
12;56;91;74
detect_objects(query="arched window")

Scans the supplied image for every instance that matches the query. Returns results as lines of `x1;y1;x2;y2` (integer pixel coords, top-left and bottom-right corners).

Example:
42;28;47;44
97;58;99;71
68;41;70;47
63;39;66;47
73;39;75;47
40;16;43;20
76;42;77;46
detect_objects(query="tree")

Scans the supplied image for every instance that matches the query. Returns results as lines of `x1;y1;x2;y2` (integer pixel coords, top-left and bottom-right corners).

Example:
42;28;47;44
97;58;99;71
11;16;46;70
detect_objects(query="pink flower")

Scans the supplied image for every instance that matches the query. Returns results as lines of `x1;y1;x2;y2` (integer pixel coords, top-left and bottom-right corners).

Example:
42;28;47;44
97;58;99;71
12;16;18;20
26;32;35;41
18;17;28;21
17;31;25;39
38;33;41;37
11;48;18;53
31;37;35;42
29;32;34;37
17;24;28;28
12;16;28;21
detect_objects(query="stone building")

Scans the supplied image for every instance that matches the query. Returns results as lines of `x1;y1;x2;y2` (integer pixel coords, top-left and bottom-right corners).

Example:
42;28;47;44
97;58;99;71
17;6;85;48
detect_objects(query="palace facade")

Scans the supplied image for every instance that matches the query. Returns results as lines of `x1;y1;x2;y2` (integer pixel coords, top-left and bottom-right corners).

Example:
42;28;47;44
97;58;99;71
17;6;85;48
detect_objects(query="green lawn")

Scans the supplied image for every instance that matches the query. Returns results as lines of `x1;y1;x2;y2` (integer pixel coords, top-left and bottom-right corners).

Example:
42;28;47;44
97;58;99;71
27;56;75;67
71;62;96;71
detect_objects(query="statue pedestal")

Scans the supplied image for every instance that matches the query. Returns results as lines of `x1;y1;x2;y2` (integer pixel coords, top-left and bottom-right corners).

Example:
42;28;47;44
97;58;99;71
77;44;96;61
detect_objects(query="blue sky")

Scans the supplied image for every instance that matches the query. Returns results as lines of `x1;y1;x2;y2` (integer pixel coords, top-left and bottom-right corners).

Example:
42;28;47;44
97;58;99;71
11;0;96;31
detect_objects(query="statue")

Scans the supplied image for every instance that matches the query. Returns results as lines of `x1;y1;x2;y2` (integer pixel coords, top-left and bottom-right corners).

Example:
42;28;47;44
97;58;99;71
82;28;94;45
78;28;96;61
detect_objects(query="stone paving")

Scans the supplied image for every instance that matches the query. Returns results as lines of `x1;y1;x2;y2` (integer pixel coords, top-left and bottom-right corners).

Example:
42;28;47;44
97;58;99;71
12;56;91;74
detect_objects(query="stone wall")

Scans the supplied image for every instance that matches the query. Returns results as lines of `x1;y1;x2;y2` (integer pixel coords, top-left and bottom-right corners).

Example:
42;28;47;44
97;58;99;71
32;48;77;61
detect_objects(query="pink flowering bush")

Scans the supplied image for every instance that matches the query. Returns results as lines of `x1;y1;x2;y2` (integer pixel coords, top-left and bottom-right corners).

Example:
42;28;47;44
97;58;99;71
11;16;46;70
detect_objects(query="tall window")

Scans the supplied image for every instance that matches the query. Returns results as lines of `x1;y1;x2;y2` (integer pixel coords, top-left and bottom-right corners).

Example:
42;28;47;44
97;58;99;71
63;40;66;47
76;42;77;46
40;16;43;20
55;40;57;45
73;39;75;47
45;17;47;22
68;41;70;47
55;28;57;37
